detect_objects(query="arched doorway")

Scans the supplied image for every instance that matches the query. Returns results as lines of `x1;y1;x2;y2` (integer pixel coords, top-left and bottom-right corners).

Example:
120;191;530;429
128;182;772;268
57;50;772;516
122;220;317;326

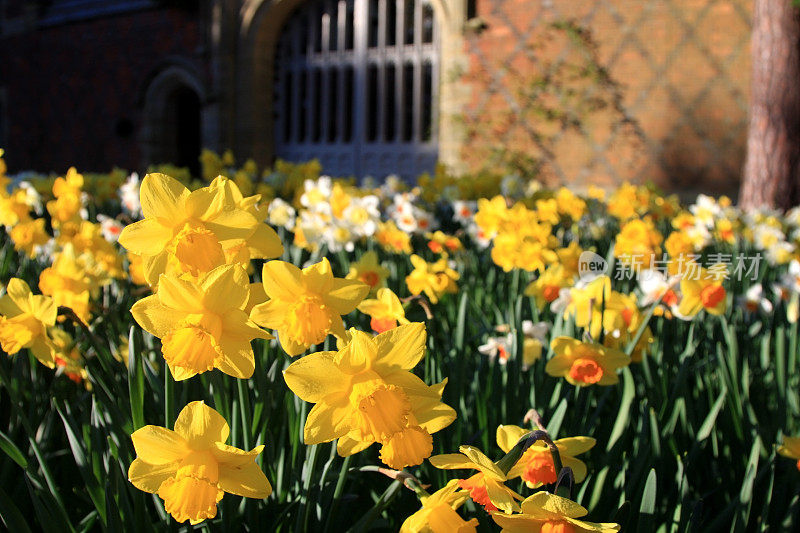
272;0;440;179
163;86;201;177
141;66;205;177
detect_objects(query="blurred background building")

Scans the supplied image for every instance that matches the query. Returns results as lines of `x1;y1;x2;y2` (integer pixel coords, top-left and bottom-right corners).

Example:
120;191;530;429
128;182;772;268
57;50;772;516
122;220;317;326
0;0;752;195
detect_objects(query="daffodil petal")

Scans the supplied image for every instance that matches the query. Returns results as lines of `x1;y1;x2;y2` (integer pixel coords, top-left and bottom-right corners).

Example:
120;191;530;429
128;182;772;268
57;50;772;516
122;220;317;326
302;258;334;294
303;396;352;445
485;480;519;514
201;265;249;311
28;336;56;368
337;433;372;457
325;278;369;315
157;275;204;311
564;517;621;532
247;223;283;260
131;296;184;339
520;491;588;519
118;218;173;256
283;351;349;403
29;295;57;326
5;278;31;306
216;337;256;379
428;453;480;471
496;425;530;454
562;456;588;483
213;443;272;499
206;209;258;243
459;446;505;480
490;513;537;533
556;436;596;456
261;261;303;301
249;299;288;331
139;173;188;220
128;458;179;493
131;426;189;464
173;401;230;448
374;322;427;370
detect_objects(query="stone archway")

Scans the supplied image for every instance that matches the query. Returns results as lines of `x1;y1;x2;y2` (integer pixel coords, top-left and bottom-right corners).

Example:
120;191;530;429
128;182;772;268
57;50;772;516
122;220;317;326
236;0;468;173
141;65;206;175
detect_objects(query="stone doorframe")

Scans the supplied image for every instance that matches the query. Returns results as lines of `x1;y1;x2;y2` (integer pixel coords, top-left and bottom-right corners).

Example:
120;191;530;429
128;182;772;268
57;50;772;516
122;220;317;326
234;0;469;173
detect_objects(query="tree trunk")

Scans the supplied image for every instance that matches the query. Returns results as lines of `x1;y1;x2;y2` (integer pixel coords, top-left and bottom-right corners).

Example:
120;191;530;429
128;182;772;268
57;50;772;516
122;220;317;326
740;0;800;210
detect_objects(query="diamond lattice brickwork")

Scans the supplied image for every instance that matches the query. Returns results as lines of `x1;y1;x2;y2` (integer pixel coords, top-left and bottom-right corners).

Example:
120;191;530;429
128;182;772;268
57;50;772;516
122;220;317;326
463;0;752;196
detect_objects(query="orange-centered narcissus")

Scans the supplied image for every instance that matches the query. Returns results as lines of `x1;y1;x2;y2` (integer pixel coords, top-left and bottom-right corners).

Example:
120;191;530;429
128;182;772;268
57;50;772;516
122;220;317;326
545;337;630;387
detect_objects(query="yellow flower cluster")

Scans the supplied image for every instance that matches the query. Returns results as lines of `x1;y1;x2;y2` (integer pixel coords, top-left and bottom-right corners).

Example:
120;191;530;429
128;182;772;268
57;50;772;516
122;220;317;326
113;172;459;523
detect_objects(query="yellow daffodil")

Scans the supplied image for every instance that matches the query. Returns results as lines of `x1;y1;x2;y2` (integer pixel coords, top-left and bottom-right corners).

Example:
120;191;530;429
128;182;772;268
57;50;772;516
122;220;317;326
614;218;662;267
207;175;282;265
0;278;57;367
556;242;584;277
39;244;93;324
535;198;560;225
429;445;522;514
357;288;410;333
10;218;49;258
46;167;85;226
250;258;368;356
474;195;509;237
564;276;611;330
778;436;800;471
664;231;695;262
118;173;282;286
400;479;479;533
492;221;558;273
525;264;574;310
55;220;126;282
0;189;32;227
678;264;727;317
128;401;271;524
406;255;459;304
126;251;148;286
492;492;620;532
51;328;89;388
496;425;595;488
555;187;587;221
131;264;270;380
283;323;455;469
376;221;412;254
546;337;630;387
347;250;390;292
607;183;650;221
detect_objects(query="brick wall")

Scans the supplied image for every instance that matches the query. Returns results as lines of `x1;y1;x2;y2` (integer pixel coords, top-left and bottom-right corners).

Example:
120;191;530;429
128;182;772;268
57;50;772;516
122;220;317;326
0;7;202;174
462;0;752;196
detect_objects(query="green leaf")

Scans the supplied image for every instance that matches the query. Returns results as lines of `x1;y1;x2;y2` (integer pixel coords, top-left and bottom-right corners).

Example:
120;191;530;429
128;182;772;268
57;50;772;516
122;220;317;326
0;485;32;533
639;469;657;531
0;429;27;469
697;389;727;442
54;401;106;526
607;368;635;451
127;326;145;431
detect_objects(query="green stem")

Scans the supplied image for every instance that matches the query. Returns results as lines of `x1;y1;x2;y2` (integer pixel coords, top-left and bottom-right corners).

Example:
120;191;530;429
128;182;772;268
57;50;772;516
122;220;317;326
237;378;252;450
164;369;174;429
324;454;352;533
298;443;320;532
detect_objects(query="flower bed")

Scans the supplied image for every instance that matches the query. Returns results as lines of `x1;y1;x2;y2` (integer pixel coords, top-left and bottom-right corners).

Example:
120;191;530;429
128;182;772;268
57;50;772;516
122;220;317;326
1;150;800;531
